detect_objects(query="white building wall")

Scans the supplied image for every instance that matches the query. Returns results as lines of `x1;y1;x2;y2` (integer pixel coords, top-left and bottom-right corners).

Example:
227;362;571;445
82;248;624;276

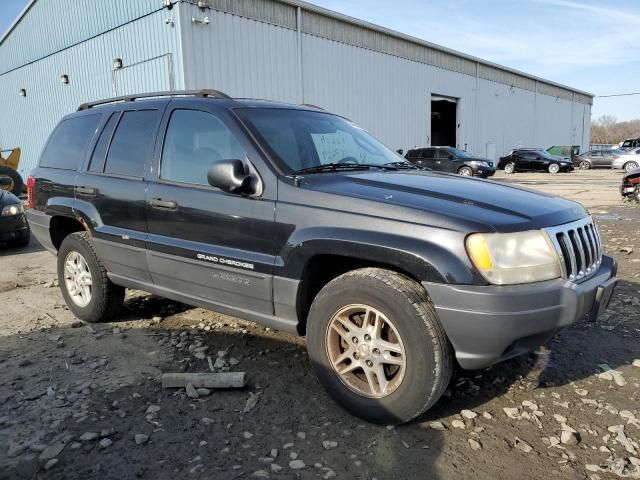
180;3;590;160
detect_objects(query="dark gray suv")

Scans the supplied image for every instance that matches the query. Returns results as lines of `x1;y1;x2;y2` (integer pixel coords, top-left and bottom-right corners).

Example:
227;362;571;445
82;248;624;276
27;90;617;424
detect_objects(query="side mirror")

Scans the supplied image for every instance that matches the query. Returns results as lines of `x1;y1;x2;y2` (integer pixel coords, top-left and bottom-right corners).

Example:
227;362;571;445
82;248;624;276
207;159;256;195
0;177;12;187
396;148;404;155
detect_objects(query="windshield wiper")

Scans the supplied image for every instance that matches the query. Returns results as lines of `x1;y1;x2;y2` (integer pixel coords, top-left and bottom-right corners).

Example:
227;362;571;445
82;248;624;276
383;161;420;170
291;163;373;175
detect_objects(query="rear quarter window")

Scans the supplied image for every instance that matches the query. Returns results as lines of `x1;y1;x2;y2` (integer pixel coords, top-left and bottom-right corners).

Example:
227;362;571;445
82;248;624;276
39;114;102;170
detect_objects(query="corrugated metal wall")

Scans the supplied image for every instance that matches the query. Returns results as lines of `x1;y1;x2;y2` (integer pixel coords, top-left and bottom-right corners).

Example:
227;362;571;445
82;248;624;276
0;4;182;178
179;2;590;159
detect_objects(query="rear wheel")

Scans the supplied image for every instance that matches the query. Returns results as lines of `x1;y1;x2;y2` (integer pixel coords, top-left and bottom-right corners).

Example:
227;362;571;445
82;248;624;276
504;162;516;174
548;163;560;174
458;166;473;176
579;160;591;170
306;268;453;424
57;232;124;323
624;161;639;172
0;166;24;196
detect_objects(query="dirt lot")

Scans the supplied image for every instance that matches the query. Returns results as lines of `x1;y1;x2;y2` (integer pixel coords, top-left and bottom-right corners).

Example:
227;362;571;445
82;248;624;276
1;169;639;480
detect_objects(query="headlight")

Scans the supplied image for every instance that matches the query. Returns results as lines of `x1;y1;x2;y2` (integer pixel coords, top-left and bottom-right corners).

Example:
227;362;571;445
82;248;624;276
470;161;490;167
466;230;561;285
1;204;24;216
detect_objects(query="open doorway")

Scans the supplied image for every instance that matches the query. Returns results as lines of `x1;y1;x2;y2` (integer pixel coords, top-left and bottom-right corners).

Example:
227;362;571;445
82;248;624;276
431;95;457;147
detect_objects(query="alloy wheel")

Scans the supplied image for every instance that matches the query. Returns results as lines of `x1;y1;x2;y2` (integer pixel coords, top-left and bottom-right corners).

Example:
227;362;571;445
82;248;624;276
549;163;560;174
579;161;590;170
325;304;406;398
459;167;473;176
504;163;515;174
63;251;93;307
625;162;638;172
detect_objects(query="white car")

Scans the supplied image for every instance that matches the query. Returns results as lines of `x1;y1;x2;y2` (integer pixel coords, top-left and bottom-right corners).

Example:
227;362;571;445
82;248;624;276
612;148;640;172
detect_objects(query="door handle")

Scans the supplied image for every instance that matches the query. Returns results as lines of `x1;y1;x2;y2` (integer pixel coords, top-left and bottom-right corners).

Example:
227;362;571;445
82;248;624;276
150;198;177;210
76;186;96;196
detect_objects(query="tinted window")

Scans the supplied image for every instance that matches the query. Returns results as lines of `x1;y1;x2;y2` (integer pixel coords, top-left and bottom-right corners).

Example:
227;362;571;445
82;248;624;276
88;113;120;173
104;110;158;177
161;109;246;186
39;114;101;170
436;150;451;160
420;149;435;159
406;150;419;159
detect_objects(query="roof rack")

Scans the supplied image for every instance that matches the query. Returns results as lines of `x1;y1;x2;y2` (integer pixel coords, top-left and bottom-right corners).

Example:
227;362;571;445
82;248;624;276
77;89;231;111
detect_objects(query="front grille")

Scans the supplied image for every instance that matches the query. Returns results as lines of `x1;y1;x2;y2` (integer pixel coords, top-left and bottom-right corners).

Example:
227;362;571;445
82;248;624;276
545;217;602;282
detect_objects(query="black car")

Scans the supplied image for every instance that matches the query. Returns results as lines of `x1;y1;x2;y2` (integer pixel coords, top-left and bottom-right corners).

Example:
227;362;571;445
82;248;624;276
405;146;495;178
498;148;574;174
0;177;29;247
27;90;616;424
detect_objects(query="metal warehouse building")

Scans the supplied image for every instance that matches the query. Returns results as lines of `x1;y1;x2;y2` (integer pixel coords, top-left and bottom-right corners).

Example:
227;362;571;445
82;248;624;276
0;0;593;180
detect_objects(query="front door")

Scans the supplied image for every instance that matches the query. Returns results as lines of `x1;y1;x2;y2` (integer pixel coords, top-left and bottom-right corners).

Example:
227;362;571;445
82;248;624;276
145;102;276;315
418;148;437;170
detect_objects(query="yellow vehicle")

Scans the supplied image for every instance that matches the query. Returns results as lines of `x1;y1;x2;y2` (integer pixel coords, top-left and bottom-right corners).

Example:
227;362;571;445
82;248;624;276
0;148;24;196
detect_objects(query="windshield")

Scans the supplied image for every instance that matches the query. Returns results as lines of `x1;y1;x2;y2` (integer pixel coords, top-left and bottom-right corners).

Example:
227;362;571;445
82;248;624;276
236;108;402;173
448;148;470;158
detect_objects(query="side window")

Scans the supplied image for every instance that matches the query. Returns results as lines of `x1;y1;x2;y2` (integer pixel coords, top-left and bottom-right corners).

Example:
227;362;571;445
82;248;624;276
88;113;120;173
420;149;435;159
436;150;451;160
39;114;101;170
161;109;246;186
104;110;158;177
406;150;418;159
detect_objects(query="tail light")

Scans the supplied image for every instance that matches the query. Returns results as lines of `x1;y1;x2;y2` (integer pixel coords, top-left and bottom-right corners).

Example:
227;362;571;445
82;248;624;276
26;175;35;209
613;154;620;160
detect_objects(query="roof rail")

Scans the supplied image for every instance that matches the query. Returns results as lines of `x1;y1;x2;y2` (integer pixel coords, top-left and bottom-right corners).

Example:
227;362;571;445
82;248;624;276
77;89;232;111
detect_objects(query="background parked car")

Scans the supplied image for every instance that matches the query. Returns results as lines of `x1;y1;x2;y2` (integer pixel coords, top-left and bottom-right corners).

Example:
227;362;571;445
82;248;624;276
0;177;30;248
612;148;640;172
405;146;496;177
498;148;574;174
621;138;640;149
620;166;640;202
573;149;618;169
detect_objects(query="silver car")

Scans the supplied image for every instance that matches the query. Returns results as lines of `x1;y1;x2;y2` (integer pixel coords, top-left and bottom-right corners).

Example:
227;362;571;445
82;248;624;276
612;148;640;172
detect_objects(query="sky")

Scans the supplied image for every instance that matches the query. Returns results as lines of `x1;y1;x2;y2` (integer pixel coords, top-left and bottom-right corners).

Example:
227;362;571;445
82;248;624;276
1;0;638;121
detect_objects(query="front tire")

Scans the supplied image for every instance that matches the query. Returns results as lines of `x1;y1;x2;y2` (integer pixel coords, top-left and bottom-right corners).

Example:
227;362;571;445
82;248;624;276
548;163;560;174
579;160;591;170
57;232;124;323
624;161;639;172
504;162;516;174
458;166;473;176
306;268;453;424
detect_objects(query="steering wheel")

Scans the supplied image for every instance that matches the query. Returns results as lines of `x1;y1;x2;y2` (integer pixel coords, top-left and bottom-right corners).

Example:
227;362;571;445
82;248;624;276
337;156;359;165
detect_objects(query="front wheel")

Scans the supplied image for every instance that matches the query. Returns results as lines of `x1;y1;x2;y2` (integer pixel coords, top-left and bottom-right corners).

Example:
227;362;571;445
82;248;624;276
306;268;453;424
579;160;591;170
458;166;473;176
57;232;124;323
548;163;560;174
504;162;516;174
624;161;639;172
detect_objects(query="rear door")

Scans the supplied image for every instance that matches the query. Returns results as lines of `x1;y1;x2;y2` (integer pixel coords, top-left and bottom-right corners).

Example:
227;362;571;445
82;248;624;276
418;148;437;170
589;151;604;167
145;101;277;315
76;102;167;282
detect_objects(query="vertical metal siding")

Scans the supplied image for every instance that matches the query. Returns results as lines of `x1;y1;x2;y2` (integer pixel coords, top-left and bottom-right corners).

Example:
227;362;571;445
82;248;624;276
0;9;182;178
0;0;163;74
179;5;300;102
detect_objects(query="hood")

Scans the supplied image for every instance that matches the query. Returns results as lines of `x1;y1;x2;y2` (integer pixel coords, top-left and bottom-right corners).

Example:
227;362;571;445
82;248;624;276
298;170;587;233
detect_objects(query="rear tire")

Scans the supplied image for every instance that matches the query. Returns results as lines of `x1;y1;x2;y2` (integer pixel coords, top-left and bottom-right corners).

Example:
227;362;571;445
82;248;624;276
306;268;453;424
0;166;24;196
57;232;124;323
548;163;560;174
624;161;639;172
504;162;515;174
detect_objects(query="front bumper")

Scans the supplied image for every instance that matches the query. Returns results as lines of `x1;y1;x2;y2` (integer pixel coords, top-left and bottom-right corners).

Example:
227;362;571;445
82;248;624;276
0;213;29;242
560;163;574;172
423;255;617;370
473;167;496;177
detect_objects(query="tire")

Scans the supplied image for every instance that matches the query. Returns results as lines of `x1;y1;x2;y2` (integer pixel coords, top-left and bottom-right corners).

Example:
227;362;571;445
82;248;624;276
306;268;453;425
579;160;591;170
458;166;473;176
504;162;515;174
0;166;24;196
57;231;124;323
9;227;30;248
624;161;639;173
548;163;560;174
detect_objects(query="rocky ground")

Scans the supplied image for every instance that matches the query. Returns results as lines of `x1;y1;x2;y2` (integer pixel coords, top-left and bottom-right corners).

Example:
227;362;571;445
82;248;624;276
0;169;639;480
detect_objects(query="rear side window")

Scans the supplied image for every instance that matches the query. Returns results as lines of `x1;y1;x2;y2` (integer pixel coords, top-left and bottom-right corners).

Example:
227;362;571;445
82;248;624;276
39;114;101;170
406;150;418;159
103;110;158;177
88;113;120;173
420;149;435;159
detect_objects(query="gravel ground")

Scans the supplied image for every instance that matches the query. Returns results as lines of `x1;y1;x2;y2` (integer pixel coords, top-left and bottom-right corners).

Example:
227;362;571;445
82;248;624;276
0;169;639;480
